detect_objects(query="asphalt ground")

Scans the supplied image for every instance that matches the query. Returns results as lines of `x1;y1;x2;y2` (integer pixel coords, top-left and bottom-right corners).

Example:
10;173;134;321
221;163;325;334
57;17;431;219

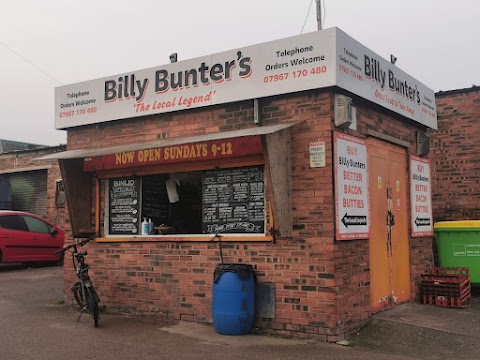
1;263;479;360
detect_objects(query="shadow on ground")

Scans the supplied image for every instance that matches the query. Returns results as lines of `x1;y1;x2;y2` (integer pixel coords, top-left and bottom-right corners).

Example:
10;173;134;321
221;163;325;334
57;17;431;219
0;262;60;272
349;290;480;360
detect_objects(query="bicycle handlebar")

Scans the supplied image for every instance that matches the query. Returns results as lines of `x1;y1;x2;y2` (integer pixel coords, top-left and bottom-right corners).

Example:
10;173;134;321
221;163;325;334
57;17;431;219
54;236;95;254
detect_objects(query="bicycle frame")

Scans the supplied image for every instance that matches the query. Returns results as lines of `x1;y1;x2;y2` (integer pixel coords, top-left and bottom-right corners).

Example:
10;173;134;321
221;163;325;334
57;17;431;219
56;237;100;327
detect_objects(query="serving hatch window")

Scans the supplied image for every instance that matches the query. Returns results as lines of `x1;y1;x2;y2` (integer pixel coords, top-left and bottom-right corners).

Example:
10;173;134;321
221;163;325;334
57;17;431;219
106;165;265;237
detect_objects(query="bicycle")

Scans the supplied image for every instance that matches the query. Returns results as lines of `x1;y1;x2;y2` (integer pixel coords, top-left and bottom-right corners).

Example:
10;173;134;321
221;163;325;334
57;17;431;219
55;236;101;327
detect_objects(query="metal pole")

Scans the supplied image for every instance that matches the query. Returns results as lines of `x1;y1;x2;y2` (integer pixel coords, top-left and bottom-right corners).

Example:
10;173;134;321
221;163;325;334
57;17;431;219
316;0;322;30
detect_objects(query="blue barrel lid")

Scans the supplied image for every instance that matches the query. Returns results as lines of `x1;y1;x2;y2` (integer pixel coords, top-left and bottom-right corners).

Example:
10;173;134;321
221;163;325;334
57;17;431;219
213;263;254;283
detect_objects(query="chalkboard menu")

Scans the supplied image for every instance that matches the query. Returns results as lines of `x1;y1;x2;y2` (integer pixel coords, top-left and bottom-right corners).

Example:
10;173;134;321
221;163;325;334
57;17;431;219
109;177;140;235
141;174;169;227
202;166;265;234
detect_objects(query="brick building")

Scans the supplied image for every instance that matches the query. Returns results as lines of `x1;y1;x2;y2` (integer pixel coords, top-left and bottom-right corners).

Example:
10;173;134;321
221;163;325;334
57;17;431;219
0;144;70;234
39;28;437;341
431;86;480;221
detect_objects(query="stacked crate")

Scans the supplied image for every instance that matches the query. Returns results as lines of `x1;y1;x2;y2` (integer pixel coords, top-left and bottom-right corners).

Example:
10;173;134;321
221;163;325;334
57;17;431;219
421;267;471;308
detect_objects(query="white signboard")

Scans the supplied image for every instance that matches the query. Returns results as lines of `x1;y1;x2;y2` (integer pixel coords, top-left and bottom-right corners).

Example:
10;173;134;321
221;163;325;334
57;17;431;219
335;29;437;129
410;155;433;237
55;28;436;130
55;30;337;129
309;141;326;168
334;132;370;240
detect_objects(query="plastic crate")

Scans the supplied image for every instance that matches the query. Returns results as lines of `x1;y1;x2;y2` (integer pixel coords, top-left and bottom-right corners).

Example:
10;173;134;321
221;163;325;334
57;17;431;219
421;267;471;308
422;267;469;283
422;290;471;308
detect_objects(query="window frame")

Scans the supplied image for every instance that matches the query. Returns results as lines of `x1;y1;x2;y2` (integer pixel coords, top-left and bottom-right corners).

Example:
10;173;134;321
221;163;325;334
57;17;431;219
22;215;53;234
93;155;273;243
0;214;29;232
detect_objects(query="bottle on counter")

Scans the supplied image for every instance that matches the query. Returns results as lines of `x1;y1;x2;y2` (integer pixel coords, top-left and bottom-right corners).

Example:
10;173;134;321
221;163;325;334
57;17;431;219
142;217;149;235
148;218;153;234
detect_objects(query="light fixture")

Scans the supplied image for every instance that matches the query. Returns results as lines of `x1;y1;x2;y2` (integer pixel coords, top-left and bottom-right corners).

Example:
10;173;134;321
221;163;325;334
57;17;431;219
169;53;178;63
390;54;397;65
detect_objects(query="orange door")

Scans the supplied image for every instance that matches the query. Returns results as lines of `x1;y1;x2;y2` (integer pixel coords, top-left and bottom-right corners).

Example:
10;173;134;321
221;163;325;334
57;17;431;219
368;138;411;313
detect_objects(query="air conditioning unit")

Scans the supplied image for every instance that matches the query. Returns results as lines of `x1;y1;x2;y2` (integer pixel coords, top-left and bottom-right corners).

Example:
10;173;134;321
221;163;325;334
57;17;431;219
416;130;430;157
334;94;354;128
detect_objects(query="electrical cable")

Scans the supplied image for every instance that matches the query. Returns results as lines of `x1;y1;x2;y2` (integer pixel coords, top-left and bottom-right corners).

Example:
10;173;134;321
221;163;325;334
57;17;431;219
322;0;326;28
0;39;62;85
300;0;315;34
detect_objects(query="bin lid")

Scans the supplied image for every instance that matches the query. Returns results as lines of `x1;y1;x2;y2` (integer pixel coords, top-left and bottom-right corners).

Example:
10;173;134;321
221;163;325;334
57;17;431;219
434;220;480;230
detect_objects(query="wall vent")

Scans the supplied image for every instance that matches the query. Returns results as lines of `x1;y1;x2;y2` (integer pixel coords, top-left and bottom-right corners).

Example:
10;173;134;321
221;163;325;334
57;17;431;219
334;94;354;128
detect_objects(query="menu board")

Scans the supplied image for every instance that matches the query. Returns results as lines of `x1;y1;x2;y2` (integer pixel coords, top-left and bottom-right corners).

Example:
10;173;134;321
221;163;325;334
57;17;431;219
202;166;265;234
109;177;140;235
141;174;169;226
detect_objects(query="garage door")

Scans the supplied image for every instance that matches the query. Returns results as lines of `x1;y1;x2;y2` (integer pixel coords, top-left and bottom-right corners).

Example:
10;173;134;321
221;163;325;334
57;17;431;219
1;170;48;217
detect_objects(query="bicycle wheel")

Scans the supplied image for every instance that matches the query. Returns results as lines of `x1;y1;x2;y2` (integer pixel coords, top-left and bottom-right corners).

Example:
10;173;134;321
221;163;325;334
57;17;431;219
71;281;84;309
85;286;100;327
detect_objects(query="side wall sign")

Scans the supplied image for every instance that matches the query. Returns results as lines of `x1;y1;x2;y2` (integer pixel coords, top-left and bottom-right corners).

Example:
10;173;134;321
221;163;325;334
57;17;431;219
335;29;437;129
410;155;433;237
334;132;370;240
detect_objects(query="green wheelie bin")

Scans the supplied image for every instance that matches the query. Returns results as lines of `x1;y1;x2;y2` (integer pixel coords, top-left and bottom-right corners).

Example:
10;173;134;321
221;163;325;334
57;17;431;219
434;220;480;285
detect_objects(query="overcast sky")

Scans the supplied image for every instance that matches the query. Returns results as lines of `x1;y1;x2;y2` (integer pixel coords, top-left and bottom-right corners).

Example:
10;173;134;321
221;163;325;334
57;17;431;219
1;0;478;146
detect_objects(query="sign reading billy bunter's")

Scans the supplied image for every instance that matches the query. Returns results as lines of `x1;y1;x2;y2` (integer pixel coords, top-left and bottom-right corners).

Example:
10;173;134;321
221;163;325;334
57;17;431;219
334;132;370;240
55;28;436;131
410;155;433;237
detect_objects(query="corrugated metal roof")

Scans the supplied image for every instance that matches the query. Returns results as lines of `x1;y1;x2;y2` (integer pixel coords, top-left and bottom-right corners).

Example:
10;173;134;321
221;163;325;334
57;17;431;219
35;123;296;161
0;139;47;154
0;165;52;175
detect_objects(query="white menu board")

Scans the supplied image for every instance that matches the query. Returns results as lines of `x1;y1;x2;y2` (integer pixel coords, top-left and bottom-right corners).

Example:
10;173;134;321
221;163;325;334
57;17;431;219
410;155;433;237
334;132;370;240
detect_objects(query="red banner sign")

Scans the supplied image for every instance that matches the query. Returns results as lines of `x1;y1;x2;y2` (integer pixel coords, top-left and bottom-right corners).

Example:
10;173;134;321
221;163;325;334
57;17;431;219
83;136;262;171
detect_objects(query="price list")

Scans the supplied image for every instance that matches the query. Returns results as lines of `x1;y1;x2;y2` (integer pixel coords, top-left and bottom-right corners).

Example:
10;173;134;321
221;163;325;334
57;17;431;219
109;177;140;235
202;166;265;234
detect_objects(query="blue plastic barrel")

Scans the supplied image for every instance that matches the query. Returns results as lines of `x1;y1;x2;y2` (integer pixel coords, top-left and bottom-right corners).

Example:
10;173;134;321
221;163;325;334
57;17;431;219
212;263;255;335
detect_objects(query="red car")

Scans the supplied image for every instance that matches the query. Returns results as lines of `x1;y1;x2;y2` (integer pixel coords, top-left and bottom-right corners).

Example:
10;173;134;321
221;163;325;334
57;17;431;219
0;210;65;264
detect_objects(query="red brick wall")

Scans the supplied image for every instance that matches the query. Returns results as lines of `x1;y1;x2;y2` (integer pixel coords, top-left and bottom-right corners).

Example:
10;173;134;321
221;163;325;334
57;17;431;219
431;88;480;221
64;89;433;341
0;147;70;235
334;98;433;335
